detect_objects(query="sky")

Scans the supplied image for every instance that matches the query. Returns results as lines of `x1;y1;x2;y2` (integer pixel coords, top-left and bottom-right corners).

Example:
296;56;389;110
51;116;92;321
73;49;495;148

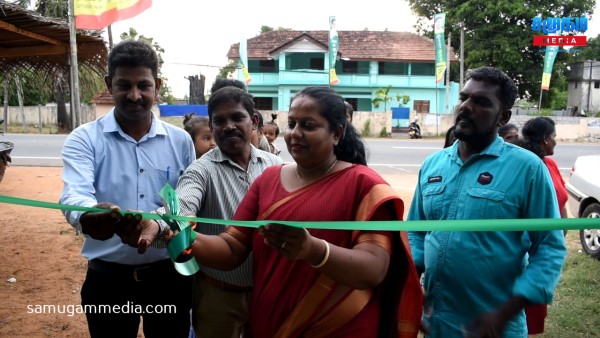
103;0;600;99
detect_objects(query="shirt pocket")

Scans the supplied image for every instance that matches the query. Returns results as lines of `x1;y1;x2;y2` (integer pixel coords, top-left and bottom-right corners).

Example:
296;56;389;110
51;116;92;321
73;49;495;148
466;187;506;219
423;184;446;220
155;168;184;189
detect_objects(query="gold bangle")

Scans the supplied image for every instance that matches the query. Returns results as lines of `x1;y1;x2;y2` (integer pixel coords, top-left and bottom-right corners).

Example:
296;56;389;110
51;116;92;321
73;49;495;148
309;239;330;269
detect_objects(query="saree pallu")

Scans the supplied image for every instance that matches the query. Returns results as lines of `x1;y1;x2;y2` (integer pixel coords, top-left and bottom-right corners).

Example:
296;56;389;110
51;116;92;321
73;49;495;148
227;164;422;338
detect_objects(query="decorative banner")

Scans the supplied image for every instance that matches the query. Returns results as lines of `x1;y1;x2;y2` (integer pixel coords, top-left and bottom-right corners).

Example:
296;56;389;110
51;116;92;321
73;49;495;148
434;13;447;84
239;39;252;86
541;39;560;90
74;0;152;30
329;16;340;86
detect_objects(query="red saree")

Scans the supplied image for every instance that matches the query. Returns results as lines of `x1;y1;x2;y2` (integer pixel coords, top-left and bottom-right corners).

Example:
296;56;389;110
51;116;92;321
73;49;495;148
226;164;422;338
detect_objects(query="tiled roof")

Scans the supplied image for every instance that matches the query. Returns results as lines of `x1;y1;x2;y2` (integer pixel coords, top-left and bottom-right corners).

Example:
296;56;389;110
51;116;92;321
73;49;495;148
90;89;113;105
227;30;456;62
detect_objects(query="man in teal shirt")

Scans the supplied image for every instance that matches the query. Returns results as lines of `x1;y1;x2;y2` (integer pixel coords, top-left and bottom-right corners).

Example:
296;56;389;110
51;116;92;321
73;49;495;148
408;67;566;337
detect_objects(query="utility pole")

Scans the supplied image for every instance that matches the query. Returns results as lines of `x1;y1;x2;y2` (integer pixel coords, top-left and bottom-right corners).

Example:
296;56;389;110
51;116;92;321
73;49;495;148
586;60;593;114
460;23;464;90
107;25;113;49
68;0;82;127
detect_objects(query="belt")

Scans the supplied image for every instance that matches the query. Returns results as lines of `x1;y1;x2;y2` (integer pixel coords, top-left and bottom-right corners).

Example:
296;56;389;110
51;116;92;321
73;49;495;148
197;271;252;292
88;259;173;282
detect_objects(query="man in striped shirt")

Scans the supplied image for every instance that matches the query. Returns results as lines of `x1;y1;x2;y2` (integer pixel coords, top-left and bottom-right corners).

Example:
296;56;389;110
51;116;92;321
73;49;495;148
162;86;282;337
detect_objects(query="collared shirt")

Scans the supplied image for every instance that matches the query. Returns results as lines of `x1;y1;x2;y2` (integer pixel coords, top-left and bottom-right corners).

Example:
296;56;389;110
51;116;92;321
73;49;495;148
408;136;566;338
60;109;195;265
173;146;283;287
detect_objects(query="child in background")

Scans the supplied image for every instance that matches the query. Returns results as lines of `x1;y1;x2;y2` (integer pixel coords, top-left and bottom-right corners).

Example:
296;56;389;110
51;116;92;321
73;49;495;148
251;110;270;152
183;113;216;159
263;114;281;155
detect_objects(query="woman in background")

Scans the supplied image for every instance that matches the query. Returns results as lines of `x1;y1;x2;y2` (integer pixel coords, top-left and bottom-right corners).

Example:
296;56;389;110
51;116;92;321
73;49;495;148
518;116;567;336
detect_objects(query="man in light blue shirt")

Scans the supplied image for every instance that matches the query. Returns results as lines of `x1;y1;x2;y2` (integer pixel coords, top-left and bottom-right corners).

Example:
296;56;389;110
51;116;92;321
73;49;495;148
408;67;566;338
60;40;195;338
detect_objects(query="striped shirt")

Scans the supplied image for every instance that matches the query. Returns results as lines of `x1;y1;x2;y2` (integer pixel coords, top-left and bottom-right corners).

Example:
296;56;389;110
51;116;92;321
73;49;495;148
170;146;282;286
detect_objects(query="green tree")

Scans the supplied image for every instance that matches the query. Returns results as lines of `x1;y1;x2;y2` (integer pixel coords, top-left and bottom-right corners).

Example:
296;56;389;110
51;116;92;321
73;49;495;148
372;85;394;111
14;0;92;130
575;34;600;61
120;28;175;103
408;0;595;103
396;93;411;107
217;60;239;79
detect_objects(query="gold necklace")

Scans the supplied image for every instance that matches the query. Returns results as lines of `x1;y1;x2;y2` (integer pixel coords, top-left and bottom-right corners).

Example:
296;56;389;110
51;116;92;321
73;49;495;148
296;159;338;183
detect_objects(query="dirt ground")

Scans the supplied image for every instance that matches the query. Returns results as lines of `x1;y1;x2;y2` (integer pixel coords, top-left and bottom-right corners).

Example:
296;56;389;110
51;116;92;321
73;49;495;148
0;167;89;337
0;165;417;338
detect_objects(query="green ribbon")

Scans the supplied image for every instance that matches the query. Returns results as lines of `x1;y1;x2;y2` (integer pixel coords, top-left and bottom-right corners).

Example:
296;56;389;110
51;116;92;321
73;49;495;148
158;184;199;276
0;194;599;232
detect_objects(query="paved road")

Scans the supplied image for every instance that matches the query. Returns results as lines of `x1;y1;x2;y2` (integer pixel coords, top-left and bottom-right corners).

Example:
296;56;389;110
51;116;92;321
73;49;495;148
3;134;600;176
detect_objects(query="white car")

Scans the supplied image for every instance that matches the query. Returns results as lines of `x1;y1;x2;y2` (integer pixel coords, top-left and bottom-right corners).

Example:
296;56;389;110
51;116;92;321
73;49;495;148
566;155;600;259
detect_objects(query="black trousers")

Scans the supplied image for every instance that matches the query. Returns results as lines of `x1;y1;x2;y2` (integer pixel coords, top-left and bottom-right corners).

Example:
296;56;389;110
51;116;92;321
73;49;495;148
81;259;192;338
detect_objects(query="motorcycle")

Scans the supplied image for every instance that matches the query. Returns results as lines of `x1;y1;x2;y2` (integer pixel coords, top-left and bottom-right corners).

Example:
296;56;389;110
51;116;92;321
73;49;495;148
0;119;14;184
408;122;422;139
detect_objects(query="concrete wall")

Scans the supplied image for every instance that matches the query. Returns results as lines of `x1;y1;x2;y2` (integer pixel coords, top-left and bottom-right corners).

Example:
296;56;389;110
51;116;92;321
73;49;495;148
258;110;600;141
5;106;599;141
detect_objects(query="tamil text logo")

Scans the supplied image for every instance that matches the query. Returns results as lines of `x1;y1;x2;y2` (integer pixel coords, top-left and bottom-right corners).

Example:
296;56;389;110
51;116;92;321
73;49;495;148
531;16;588;47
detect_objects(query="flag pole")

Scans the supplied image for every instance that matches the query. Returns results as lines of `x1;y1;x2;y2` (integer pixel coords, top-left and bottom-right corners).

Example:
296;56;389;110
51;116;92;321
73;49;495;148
68;0;82;127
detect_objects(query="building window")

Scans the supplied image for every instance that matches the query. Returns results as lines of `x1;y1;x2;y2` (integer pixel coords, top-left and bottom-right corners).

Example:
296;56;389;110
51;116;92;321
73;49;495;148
254;97;273;111
310;58;324;70
412;63;435;76
378;62;409;75
259;60;276;72
414;100;430;114
595;81;600;89
342;61;358;74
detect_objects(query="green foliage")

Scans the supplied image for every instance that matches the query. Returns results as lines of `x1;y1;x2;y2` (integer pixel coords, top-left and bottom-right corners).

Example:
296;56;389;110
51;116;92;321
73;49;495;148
260;26;292;34
361;119;371;137
529;108;554;116
541;232;600;337
372;85;393;111
396;94;411;107
1;72;52;106
379;127;391;138
218;60;239;79
407;0;595;103
260;25;274;33
574;34;600;61
595;111;600;117
16;0;67;18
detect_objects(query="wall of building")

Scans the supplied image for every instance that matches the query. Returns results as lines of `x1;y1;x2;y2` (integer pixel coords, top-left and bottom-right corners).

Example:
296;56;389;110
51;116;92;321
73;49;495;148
258;110;600;140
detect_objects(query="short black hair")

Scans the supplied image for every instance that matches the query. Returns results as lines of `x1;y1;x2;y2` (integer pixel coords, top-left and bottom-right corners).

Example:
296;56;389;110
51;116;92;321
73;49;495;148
208;87;255;123
498;123;518;137
465;66;518;110
210;78;246;94
108;40;159;79
183;113;210;140
344;101;354;119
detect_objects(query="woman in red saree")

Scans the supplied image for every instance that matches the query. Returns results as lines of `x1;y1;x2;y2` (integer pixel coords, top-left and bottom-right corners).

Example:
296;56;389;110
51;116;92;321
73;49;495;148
519;117;568;335
165;86;422;337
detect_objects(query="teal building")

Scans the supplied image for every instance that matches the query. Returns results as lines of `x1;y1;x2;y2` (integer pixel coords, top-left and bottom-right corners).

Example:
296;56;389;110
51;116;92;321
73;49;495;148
227;30;459;114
